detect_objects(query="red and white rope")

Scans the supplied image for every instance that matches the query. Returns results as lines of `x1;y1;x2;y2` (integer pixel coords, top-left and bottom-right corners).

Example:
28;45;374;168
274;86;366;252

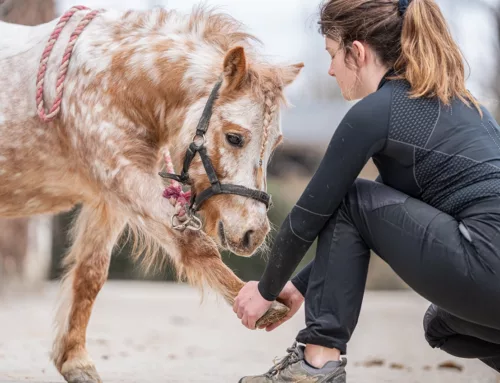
36;5;101;122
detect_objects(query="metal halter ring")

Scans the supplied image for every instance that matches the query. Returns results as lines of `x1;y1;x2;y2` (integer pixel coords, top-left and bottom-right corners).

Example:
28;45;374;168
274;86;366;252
192;134;205;148
171;211;203;231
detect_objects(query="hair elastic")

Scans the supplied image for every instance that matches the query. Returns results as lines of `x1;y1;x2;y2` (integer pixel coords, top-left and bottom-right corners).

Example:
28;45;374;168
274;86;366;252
398;0;410;16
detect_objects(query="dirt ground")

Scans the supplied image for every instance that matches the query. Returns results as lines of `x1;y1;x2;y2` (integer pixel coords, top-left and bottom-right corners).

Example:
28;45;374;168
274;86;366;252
0;281;497;382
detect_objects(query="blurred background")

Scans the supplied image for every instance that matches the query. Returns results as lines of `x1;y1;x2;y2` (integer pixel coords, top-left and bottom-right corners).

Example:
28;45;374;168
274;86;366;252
0;0;499;294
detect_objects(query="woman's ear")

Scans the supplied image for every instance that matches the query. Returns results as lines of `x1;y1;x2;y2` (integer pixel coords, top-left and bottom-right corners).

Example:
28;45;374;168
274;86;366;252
351;40;367;67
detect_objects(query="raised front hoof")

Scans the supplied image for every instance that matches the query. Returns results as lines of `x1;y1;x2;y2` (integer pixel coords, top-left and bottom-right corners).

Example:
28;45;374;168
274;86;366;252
255;300;289;328
61;362;102;383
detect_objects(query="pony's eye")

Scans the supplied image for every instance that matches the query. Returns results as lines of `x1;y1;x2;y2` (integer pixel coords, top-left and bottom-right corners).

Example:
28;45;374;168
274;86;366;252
226;133;244;147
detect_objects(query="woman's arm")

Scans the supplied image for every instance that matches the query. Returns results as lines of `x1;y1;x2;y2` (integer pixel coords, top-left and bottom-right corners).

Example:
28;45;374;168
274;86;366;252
258;89;392;301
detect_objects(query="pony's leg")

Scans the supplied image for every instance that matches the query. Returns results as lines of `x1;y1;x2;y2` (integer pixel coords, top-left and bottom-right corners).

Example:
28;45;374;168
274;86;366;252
52;203;125;383
174;230;289;327
112;169;289;327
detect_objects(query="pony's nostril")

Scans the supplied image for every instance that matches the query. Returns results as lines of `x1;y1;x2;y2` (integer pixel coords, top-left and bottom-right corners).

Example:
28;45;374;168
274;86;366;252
243;230;254;248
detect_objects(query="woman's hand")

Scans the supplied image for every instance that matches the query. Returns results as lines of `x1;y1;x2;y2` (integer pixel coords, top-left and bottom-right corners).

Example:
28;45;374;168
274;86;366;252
233;281;273;330
259;281;304;332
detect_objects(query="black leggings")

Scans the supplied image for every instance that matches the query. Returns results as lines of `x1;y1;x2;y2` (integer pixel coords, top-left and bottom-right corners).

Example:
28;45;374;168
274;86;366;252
293;178;500;371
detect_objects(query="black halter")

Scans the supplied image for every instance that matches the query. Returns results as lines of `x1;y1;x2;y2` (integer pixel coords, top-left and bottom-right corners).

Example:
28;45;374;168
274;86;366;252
159;77;272;217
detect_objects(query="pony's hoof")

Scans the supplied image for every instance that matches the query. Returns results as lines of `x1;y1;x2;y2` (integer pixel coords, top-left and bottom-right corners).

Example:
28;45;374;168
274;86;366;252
62;362;102;383
256;300;289;328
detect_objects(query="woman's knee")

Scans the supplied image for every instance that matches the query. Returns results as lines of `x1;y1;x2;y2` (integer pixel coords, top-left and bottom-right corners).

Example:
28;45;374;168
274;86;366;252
423;303;448;349
423;303;500;359
423;304;469;358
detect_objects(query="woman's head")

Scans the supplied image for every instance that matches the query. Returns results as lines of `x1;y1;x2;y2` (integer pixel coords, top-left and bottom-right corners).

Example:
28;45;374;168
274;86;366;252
319;0;481;112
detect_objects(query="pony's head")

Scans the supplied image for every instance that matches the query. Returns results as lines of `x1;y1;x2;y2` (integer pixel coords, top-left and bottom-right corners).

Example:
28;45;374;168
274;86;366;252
97;7;302;256
177;46;302;256
138;7;301;256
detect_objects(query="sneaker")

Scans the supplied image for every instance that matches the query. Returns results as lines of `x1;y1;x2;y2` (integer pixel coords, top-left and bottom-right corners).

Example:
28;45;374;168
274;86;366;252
238;342;347;382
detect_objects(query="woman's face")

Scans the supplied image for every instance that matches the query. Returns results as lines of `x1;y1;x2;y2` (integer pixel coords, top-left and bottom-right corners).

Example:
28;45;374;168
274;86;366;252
325;37;361;101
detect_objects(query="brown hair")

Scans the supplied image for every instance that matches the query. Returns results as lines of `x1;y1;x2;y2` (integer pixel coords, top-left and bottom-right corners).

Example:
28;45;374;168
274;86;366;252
318;0;481;114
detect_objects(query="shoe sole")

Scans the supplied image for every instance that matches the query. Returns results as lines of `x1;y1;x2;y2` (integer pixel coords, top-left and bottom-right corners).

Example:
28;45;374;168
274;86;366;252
237;371;345;383
321;371;346;383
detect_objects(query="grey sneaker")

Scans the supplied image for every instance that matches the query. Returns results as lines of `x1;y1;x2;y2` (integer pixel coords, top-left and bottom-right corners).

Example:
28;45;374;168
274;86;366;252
239;342;347;382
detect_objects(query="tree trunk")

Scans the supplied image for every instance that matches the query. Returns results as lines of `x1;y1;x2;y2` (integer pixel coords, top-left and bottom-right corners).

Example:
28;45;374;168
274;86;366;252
0;0;55;293
0;0;55;25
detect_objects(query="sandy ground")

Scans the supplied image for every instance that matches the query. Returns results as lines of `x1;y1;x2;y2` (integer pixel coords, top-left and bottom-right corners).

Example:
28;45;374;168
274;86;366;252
0;281;497;383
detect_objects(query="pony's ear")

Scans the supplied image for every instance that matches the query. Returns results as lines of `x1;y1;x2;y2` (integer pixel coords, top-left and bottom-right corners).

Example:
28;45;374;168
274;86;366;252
222;46;247;91
280;63;304;87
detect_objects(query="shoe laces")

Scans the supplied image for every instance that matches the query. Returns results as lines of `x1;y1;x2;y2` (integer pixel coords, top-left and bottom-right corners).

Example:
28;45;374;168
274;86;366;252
265;342;302;378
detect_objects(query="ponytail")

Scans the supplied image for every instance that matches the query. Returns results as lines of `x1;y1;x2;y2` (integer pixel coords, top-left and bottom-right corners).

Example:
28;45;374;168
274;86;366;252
393;0;482;115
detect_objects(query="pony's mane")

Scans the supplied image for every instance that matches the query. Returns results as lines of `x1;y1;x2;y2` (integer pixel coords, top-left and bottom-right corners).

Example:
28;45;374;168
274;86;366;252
116;5;289;102
186;6;262;55
118;5;260;55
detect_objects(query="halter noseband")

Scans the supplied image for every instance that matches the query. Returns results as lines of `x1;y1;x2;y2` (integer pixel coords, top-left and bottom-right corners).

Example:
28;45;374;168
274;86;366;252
159;76;272;224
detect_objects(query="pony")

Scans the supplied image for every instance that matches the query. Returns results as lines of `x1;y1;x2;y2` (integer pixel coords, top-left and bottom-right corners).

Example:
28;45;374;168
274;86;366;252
0;4;303;383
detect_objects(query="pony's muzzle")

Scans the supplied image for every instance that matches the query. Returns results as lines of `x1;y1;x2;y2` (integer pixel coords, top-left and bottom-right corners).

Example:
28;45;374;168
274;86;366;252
218;217;270;256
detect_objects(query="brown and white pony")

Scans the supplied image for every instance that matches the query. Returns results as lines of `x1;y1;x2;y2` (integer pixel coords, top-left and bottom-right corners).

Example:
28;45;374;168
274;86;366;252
0;5;303;383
